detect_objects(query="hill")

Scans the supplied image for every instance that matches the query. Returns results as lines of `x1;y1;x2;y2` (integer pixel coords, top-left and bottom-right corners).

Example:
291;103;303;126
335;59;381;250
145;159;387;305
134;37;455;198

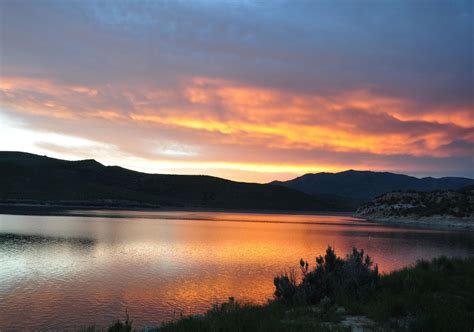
356;185;474;220
271;170;474;208
0;152;346;211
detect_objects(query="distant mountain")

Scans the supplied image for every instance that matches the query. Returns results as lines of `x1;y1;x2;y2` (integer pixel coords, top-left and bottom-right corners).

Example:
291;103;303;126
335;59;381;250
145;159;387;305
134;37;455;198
271;170;474;208
0;152;347;211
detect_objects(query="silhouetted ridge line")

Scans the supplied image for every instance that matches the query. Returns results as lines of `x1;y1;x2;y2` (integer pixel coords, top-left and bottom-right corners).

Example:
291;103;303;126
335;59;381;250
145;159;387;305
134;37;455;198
0;151;347;211
271;170;474;208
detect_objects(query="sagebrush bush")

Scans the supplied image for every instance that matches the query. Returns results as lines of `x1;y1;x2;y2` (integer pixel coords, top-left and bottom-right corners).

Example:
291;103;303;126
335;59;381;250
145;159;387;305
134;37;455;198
273;269;298;304
108;310;132;332
274;246;379;304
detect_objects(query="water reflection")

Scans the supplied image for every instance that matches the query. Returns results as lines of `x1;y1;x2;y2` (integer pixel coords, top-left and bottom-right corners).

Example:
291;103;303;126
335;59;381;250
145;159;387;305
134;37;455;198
0;233;96;249
0;211;473;330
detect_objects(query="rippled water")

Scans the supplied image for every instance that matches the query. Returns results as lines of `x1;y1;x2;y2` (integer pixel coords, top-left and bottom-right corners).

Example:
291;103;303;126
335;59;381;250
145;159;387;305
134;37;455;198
1;211;474;330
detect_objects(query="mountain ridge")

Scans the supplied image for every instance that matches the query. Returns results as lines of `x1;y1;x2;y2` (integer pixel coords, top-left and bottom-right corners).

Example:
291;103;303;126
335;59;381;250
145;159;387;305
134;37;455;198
3;151;473;212
0;151;348;211
271;169;474;207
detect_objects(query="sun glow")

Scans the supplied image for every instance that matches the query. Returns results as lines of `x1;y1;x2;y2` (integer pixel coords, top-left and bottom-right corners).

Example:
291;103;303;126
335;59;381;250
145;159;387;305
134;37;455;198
0;74;472;181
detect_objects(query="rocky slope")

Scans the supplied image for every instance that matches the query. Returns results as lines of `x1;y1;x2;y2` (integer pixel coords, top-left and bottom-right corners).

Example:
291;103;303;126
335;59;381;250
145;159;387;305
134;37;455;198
356;185;474;221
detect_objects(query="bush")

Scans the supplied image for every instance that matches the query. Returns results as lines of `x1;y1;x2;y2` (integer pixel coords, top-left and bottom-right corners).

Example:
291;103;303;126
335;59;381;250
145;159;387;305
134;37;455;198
108;310;132;332
343;256;474;331
275;246;379;304
273;270;298;304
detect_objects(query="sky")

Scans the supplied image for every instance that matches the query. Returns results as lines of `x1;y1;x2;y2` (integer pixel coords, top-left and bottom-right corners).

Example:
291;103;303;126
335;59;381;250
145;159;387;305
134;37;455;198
0;0;473;182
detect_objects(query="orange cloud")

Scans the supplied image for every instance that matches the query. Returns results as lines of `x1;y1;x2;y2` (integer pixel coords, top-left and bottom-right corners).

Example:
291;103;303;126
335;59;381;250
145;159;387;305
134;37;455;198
1;75;472;181
129;78;467;158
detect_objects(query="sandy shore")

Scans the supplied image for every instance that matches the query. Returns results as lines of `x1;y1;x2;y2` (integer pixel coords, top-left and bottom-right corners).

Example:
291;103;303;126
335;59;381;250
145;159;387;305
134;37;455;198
357;215;474;230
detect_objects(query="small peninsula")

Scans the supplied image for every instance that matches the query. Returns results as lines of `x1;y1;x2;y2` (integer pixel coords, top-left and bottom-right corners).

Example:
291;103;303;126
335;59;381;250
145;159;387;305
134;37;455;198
356;185;474;229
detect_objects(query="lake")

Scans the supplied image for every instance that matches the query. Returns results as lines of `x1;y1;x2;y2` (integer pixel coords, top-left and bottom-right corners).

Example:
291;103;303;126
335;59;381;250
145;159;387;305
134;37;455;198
1;210;474;330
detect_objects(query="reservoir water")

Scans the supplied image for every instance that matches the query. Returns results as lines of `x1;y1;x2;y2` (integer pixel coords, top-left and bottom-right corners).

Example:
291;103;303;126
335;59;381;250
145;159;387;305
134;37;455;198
1;210;473;330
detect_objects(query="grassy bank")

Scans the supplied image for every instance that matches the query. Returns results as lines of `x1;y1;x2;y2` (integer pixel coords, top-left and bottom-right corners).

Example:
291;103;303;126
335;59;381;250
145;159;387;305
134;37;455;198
107;251;474;332
338;256;474;331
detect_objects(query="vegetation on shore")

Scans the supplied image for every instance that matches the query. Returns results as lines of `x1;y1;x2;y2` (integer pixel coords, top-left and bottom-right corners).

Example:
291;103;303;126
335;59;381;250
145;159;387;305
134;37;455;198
105;247;474;331
357;185;474;219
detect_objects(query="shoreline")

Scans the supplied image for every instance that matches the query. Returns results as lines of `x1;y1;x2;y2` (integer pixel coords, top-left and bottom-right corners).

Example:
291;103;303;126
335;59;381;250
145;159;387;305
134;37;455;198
135;255;474;331
0;202;353;218
2;202;473;231
357;214;474;230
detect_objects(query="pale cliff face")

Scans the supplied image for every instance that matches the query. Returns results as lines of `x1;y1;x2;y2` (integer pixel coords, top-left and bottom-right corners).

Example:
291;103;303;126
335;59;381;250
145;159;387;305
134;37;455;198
356;189;474;219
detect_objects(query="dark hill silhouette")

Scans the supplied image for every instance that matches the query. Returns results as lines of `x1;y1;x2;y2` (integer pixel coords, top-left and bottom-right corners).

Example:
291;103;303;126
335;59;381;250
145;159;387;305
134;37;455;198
271;170;474;207
0;152;347;211
460;184;474;192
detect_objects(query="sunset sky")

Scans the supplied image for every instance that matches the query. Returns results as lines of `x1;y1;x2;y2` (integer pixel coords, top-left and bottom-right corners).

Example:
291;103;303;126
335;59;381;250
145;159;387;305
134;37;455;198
0;0;473;182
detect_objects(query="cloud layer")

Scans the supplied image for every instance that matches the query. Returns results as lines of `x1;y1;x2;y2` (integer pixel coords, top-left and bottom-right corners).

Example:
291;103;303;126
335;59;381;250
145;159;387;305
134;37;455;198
1;0;473;181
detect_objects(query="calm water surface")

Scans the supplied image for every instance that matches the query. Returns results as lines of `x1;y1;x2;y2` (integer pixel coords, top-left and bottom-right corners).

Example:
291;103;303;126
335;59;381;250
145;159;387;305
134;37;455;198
1;211;474;330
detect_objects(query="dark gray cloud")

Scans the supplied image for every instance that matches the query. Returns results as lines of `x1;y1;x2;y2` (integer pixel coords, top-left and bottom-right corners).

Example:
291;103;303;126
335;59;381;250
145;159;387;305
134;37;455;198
1;0;472;106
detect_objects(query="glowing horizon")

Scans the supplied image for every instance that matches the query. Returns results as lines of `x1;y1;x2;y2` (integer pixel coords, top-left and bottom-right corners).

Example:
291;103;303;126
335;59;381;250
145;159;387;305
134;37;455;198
1;1;473;182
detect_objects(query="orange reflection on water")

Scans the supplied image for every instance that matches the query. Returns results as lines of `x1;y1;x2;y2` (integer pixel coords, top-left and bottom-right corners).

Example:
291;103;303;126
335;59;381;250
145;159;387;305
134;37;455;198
1;211;474;330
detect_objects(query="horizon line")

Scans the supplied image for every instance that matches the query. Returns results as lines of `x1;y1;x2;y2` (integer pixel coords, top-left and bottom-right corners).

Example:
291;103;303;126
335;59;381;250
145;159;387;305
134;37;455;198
2;150;473;184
